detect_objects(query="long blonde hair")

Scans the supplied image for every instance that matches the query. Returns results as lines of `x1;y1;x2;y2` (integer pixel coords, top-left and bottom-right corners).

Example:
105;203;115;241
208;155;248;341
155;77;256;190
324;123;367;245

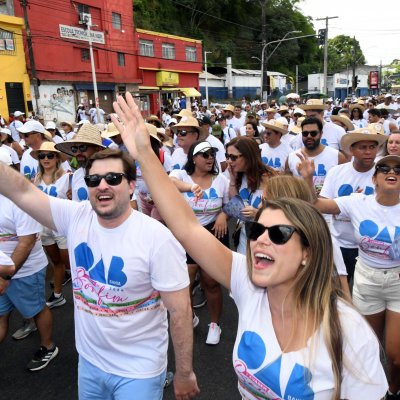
34;153;64;185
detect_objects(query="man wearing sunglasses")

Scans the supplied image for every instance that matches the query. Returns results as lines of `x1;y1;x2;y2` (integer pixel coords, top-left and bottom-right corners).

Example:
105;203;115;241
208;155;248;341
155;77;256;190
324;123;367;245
0;148;199;399
55;124;105;201
285;117;346;194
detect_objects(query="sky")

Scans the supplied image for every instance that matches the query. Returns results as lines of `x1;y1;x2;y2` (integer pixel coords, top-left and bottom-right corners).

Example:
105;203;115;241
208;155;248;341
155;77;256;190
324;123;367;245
297;0;399;66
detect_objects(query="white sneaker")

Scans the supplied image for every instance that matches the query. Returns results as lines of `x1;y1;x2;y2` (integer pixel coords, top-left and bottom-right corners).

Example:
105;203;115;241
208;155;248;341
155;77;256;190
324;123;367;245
192;313;199;328
206;322;221;345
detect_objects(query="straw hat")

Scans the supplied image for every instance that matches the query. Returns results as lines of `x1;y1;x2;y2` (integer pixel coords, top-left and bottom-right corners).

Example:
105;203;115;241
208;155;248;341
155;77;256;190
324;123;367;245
55;123;105;156
299;99;328;111
349;103;365;113
376;155;400;167
290;117;306;134
341;124;387;152
60;121;75;129
145;123;162;143
146;115;163;127
278;105;289;113
101;122;120;139
330;115;354;131
266;108;277;113
223;105;235;113
31;142;60;160
170;116;200;133
156;128;174;147
176;109;193;118
261;119;288;135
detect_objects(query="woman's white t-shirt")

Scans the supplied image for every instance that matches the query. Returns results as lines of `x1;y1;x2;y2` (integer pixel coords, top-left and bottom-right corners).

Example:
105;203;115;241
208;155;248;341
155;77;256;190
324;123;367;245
230;252;388;399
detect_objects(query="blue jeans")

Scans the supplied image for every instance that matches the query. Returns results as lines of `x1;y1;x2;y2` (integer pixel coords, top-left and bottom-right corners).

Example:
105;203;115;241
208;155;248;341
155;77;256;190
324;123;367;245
78;356;166;400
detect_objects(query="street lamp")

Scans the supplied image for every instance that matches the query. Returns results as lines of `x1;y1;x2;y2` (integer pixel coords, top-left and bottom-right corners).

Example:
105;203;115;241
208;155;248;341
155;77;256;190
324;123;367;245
251;56;262;96
204;51;212;108
261;30;301;101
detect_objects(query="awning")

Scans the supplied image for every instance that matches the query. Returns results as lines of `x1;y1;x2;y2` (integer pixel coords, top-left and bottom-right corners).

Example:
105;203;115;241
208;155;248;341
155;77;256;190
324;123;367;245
74;83;115;91
181;87;201;97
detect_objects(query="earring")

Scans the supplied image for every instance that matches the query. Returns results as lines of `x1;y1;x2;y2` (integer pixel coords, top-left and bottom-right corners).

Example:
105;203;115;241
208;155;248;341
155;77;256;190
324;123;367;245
301;260;306;266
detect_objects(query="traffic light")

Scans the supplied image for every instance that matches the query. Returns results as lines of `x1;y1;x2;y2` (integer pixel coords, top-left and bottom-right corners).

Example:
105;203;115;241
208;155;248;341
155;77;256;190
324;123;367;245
318;29;326;45
352;75;358;88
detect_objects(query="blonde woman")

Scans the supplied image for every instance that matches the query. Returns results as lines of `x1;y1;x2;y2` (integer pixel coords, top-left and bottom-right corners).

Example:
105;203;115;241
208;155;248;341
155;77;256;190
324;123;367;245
111;93;388;400
32;142;71;308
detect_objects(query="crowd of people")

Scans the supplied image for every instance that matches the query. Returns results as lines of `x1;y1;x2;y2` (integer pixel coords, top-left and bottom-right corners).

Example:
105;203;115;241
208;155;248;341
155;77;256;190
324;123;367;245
0;90;400;399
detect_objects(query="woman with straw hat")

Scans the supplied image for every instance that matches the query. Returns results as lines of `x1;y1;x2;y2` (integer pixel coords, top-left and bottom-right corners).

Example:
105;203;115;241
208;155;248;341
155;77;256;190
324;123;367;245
349;104;367;129
31;142;71;309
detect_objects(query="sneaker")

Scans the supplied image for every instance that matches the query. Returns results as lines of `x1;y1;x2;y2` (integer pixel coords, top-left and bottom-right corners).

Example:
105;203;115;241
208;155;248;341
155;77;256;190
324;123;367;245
27;345;59;371
163;371;174;389
193;313;199;328
12;319;37;340
192;286;207;309
46;292;66;309
206;322;221;345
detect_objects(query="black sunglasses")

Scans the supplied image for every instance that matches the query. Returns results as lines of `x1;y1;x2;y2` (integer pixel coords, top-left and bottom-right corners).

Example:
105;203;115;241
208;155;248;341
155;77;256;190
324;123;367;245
71;144;89;154
196;150;216;159
302;130;320;138
225;153;242;161
84;172;127;188
245;221;301;245
38;152;56;160
375;165;400;175
176;130;197;137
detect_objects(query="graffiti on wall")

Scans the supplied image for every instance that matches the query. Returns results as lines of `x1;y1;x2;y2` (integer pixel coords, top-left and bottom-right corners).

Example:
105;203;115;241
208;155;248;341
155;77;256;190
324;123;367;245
35;85;76;123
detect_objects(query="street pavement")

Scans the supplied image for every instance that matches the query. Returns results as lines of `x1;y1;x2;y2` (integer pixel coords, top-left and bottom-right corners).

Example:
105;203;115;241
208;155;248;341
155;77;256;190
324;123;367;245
0;279;241;400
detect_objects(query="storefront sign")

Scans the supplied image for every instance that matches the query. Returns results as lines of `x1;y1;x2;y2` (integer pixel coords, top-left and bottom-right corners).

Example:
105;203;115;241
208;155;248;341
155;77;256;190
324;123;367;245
59;24;105;44
369;71;379;89
156;71;179;87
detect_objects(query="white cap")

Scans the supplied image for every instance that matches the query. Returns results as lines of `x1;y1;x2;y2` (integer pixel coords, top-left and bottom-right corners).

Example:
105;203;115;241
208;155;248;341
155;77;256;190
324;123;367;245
45;121;56;130
168;118;177;125
13;111;25;117
192;141;217;156
385;93;393;98
17;120;45;134
0;148;12;165
0;127;11;136
276;116;289;127
293;107;305;116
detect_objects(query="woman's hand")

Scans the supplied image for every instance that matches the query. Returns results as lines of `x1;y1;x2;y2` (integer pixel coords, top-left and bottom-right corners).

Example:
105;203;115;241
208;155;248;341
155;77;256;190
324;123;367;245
191;184;203;199
241;205;258;220
212;212;228;238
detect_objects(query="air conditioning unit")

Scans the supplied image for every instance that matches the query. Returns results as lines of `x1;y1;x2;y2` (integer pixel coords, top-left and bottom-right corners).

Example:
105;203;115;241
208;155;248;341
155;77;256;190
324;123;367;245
79;12;91;25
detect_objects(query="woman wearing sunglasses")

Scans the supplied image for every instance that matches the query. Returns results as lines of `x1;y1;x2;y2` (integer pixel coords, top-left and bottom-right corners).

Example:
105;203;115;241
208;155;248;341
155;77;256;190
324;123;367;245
299;154;400;399
111;93;387;400
225;136;276;254
31;142;71;309
169;141;230;345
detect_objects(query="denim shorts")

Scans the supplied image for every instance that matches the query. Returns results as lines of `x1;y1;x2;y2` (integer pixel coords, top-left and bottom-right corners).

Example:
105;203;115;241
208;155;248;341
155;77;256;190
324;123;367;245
353;259;400;315
78;356;166;400
0;266;46;318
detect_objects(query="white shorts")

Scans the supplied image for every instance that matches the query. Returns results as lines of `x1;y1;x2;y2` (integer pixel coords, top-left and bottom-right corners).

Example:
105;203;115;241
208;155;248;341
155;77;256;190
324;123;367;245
353;259;400;315
41;226;68;249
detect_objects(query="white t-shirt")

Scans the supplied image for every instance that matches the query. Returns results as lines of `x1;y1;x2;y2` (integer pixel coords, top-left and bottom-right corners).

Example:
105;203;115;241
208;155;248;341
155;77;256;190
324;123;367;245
222;126;237;143
1;144;19;165
320;163;375;248
0;249;13;266
259;142;291;172
335;194;400;268
37;173;70;200
52;135;64;144
0;195;47;279
287;146;340;193
351;119;368;129
49;198;189;378
20;148;38;181
9;120;23;142
169;170;229;226
170;147;188;171
230;252;388;400
227;116;245;134
71;168;88;202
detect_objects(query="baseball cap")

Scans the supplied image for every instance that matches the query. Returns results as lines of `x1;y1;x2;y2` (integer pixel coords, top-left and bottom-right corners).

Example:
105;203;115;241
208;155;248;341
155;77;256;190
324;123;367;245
0;127;11;136
197;115;212;126
45;121;56;130
17;120;45;134
193;141;217;156
13;111;25;117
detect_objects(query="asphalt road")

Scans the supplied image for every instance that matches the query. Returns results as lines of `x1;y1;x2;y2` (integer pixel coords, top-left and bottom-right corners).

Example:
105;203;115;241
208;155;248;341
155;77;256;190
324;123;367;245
0;279;242;400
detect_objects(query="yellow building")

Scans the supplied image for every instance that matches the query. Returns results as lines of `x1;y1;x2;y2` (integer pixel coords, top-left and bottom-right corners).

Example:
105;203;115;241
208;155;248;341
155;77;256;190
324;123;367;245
0;14;30;123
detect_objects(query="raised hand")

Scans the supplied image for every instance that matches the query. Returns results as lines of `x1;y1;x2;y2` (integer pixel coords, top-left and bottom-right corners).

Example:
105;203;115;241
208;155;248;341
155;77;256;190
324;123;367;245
296;151;315;179
111;92;150;160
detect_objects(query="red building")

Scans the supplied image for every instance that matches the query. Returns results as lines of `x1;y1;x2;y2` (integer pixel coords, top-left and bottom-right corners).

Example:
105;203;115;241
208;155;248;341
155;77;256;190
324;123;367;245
136;29;202;116
13;0;140;121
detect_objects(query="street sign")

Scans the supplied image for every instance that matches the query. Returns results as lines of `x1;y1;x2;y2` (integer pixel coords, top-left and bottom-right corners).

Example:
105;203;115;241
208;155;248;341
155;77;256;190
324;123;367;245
59;24;105;44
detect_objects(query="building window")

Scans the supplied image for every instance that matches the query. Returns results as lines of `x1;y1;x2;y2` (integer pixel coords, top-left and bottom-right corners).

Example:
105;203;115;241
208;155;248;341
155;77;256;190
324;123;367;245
0;30;15;55
162;43;175;60
77;3;89;14
139;39;154;57
185;46;196;62
81;48;90;62
117;52;125;66
112;12;122;30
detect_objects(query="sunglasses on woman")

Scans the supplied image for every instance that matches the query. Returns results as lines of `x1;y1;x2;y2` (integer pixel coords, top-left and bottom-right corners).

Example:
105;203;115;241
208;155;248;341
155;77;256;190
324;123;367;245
225;153;242;161
376;165;400;175
38;152;56;160
71;144;89;154
197;150;215;159
84;172;127;188
245;221;303;245
301;130;320;138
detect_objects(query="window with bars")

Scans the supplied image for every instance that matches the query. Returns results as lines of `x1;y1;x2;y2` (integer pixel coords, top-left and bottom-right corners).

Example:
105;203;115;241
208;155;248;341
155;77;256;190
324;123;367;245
81;48;90;62
112;12;122;30
139;39;154;57
77;3;89;14
117;52;125;66
0;30;15;55
162;43;175;60
185;46;196;62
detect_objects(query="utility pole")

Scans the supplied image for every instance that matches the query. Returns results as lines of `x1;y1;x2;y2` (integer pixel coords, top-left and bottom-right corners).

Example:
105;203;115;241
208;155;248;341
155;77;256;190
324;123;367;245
20;0;40;115
260;0;268;101
204;51;212;107
351;36;357;95
316;16;338;96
